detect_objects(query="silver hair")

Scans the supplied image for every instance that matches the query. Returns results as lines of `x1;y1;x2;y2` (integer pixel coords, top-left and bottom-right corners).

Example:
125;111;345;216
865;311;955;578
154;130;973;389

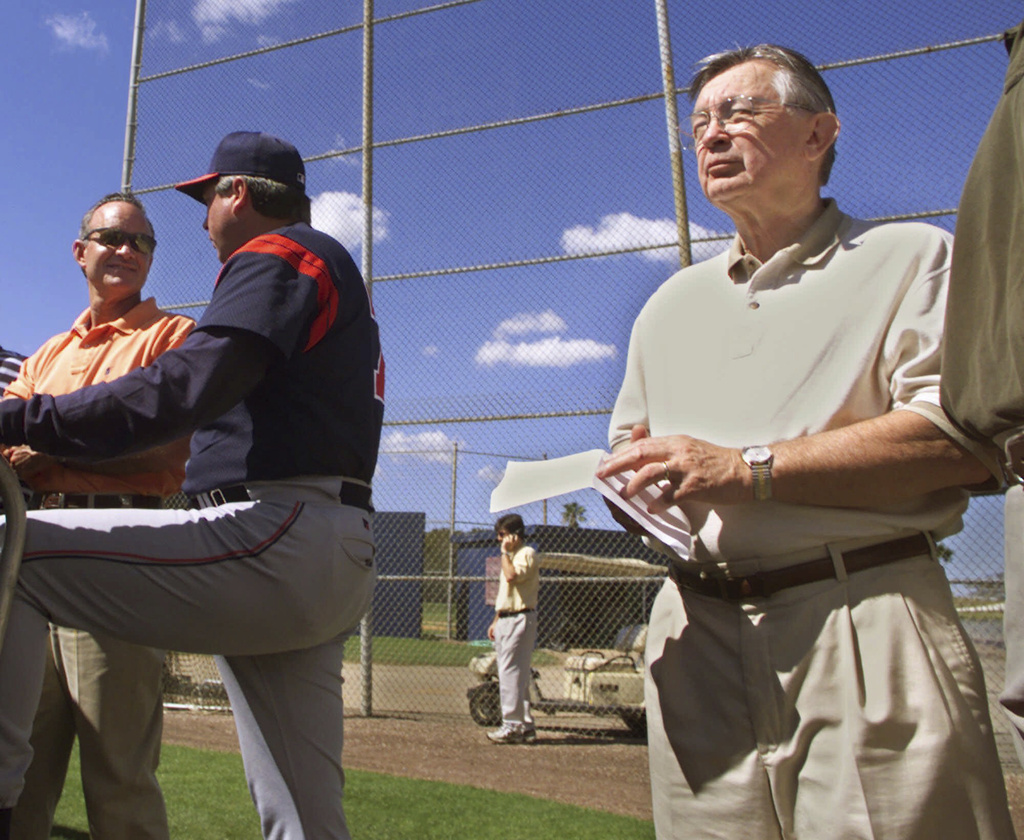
689;44;837;184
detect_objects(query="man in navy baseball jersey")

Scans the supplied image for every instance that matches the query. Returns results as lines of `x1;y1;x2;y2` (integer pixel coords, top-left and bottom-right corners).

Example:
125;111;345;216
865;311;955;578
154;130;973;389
0;131;384;840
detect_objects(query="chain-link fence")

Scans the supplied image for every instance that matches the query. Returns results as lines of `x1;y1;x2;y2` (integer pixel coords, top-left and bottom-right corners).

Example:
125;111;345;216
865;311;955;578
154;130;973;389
126;0;1021;750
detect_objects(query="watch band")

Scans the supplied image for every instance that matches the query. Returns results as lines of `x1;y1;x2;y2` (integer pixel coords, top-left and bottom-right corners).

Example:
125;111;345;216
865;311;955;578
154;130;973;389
741;445;774;502
749;462;772;501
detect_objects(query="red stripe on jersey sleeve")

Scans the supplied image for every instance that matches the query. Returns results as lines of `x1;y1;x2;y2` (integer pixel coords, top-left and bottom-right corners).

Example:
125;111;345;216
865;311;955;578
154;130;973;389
238;234;339;351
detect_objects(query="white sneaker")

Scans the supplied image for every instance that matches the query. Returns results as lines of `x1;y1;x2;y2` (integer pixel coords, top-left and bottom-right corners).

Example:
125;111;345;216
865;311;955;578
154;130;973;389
487;724;525;744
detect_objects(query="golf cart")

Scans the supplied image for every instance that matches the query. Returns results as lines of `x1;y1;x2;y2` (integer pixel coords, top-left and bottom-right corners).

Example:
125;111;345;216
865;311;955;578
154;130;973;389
467;622;648;737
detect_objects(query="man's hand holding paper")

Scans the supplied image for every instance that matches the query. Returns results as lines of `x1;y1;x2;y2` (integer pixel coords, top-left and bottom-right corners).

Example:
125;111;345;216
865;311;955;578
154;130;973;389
597;424;752;512
489;439;691;560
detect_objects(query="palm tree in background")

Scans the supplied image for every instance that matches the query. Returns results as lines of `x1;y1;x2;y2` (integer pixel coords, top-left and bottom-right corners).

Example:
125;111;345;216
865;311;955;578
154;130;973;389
561;501;587;528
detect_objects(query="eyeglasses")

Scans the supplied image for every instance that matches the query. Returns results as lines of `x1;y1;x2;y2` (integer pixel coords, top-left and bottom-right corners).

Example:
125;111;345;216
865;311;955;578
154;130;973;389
84;227;157;255
682;95;817;150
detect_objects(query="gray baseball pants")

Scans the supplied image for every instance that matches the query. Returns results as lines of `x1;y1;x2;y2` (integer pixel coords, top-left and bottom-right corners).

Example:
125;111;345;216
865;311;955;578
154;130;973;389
0;477;375;840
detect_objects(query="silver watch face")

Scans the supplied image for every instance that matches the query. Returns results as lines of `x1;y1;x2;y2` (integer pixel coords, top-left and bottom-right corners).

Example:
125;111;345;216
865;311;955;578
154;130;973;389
742;445;772;466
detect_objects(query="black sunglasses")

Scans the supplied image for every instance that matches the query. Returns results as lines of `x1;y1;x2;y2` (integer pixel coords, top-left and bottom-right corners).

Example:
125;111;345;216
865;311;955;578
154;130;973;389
84;227;157;255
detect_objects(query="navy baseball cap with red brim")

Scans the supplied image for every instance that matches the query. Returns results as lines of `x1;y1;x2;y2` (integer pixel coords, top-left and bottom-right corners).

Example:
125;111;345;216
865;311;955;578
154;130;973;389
175;131;307;202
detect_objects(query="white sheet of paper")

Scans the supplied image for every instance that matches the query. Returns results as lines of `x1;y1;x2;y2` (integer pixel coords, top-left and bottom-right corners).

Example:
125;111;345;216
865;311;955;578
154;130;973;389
489;450;606;513
490;450;691;560
595;469;691;560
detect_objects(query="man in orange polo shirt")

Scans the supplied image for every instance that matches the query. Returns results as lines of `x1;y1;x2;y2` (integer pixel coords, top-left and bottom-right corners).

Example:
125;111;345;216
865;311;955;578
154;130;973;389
1;192;193;840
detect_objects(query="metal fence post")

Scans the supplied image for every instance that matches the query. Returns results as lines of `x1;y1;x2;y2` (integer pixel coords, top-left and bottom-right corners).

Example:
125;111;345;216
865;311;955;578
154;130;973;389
121;0;147;192
361;0;375;296
654;0;691;269
359;606;373;716
447;441;458;641
359;0;375;718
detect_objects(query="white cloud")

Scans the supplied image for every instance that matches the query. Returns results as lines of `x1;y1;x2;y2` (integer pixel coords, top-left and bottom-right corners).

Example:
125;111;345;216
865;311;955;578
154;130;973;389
149;20;188;44
493;309;566;340
477;308;615;368
477;465;505;485
320;135;361;168
246;78;272;91
422;345;440;357
46;12;108;52
561;213;729;264
475;336;616;368
192;0;300;42
380;430;459;463
310;191;389;253
562;212;677;262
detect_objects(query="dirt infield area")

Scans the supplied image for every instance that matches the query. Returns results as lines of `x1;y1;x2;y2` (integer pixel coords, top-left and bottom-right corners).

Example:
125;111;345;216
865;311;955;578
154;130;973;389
164;710;652;819
163;709;1024;832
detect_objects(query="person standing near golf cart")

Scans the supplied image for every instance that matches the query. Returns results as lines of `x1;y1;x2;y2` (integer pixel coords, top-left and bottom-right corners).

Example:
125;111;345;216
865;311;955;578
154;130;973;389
487;512;539;744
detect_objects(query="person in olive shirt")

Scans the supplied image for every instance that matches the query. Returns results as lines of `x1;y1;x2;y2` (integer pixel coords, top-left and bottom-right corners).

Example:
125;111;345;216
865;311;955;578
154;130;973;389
486;513;539;744
941;18;1024;767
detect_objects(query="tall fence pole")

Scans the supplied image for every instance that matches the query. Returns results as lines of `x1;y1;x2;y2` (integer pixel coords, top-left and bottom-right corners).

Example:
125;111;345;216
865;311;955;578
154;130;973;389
654;0;691;268
359;0;375;717
447;441;459;640
542;453;548;525
361;0;375;296
121;0;147;191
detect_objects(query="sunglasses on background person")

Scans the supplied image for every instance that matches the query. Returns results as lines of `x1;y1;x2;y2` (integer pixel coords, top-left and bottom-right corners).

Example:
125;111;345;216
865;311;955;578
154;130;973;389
83;227;158;256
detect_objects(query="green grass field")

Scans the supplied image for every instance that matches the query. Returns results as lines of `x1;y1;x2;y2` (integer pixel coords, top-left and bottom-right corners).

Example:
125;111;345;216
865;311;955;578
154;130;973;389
50;743;654;839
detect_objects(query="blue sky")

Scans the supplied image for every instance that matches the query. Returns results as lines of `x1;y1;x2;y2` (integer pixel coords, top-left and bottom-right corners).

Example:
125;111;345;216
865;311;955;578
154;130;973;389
0;3;140;354
1;2;1021;565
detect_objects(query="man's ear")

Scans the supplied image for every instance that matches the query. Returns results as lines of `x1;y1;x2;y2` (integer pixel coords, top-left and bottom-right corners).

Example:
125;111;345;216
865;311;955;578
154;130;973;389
227;176;251;215
72;239;87;271
805;111;840;163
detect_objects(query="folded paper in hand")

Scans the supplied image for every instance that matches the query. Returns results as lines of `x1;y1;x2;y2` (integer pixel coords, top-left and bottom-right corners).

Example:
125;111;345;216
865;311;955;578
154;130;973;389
489;449;690;560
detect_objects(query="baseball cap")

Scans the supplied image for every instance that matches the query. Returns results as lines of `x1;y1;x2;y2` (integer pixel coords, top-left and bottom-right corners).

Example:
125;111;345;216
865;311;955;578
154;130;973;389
175;131;306;202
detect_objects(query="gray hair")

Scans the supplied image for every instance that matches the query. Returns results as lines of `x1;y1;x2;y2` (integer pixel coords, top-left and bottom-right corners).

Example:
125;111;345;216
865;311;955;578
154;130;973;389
215;175;311;225
79;192;154;239
689;44;838;184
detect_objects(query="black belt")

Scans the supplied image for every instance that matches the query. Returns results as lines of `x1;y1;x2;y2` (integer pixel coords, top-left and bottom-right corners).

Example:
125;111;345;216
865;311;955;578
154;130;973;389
29;492;163;510
668;533;931;601
497;608;535;618
189;482;373;513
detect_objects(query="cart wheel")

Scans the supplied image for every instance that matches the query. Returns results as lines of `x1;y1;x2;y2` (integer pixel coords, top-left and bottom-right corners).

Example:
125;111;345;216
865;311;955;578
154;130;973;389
468;681;502;727
619;709;647;738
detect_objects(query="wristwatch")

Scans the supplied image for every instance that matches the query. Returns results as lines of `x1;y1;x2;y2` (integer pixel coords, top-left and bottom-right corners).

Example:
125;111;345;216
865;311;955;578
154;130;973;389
741;445;774;501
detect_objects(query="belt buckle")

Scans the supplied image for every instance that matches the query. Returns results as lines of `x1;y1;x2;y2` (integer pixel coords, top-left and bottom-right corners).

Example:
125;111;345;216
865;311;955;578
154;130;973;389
709;570;759;600
735;576;756;598
210;488;227;506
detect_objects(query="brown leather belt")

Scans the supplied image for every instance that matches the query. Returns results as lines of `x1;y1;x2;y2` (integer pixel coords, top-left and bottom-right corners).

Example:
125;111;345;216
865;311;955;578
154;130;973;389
30;492;163;510
668;533;931;601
